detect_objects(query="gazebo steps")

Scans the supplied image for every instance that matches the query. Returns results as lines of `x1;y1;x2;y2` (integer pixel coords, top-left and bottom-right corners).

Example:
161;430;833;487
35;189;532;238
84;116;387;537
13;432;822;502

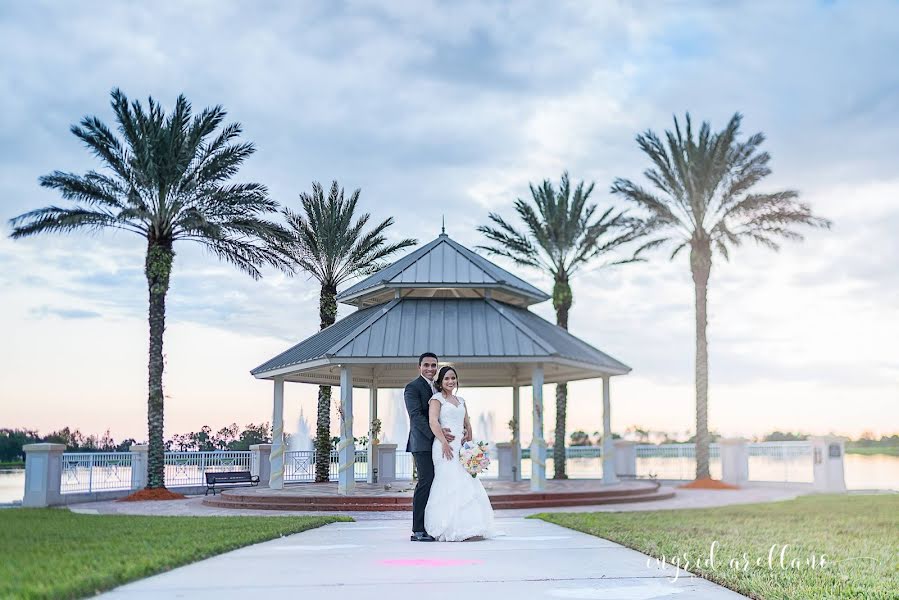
202;479;674;512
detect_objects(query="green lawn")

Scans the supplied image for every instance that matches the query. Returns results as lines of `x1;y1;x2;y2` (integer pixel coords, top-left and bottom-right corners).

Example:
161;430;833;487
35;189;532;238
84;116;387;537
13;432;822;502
845;445;899;457
0;460;24;468
2;508;351;600
533;494;898;600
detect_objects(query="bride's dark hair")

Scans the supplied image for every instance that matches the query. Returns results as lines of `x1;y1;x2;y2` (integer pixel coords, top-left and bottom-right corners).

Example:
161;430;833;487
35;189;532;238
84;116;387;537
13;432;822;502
434;366;458;393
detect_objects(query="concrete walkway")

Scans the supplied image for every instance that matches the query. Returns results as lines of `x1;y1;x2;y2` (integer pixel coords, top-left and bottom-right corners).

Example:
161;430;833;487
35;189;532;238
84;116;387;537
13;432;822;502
98;518;750;599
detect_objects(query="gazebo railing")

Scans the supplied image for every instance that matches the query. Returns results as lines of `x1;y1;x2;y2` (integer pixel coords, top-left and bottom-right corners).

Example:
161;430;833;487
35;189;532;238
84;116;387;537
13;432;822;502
164;451;251;488
57;441;814;494
284;450;370;483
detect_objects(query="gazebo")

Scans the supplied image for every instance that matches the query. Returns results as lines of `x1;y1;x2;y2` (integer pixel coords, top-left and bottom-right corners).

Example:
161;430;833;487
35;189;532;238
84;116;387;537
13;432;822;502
251;232;631;495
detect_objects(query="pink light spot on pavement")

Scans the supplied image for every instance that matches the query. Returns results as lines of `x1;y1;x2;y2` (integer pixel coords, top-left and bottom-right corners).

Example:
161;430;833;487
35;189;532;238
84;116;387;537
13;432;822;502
380;558;484;567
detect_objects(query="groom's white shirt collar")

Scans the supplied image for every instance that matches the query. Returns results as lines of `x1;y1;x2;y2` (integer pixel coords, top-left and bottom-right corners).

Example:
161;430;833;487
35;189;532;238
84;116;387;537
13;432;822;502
420;374;436;393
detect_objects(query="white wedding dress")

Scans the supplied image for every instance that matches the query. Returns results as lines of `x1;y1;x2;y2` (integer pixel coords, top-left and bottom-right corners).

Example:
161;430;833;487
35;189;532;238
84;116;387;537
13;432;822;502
424;393;497;541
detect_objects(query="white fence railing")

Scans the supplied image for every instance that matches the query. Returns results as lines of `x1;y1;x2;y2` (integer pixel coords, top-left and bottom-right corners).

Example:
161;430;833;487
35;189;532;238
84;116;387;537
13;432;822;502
519;442;813;482
747;441;813;483
58;441;815;494
164;451;251;488
283;450;368;483
62;452;134;494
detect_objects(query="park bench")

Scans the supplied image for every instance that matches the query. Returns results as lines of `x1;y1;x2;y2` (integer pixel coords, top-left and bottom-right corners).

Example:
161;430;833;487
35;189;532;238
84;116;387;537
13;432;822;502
204;470;260;495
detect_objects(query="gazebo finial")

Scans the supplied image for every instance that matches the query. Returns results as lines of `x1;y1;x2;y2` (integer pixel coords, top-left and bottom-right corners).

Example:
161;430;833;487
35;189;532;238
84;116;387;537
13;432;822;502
441;215;446;235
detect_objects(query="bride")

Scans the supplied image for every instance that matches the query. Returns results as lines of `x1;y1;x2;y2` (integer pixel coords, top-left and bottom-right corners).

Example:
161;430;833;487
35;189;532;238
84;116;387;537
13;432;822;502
424;366;497;541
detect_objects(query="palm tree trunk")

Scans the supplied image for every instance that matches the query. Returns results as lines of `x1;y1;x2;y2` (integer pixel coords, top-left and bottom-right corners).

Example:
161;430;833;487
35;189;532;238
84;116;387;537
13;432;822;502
314;386;332;482
145;241;174;489
690;243;712;480
314;283;338;483
552;275;572;479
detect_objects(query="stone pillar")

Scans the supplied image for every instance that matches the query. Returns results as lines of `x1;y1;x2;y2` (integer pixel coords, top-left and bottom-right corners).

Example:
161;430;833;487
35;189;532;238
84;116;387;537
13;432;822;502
338;366;356;495
269;378;285;489
129;444;148;490
811;436;847;492
601;375;618;484
495;442;514;480
512;384;521;482
23;443;65;507
531;365;546;491
251;444;272;487
613;440;637;478
720;437;749;486
376;443;397;483
367;382;379;483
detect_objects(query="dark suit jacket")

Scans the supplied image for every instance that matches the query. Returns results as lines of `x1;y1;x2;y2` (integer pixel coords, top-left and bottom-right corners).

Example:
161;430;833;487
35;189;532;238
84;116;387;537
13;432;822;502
404;376;436;453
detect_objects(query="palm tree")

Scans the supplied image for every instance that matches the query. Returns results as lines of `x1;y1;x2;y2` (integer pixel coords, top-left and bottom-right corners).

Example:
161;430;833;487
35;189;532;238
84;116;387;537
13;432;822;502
476;172;645;479
9;89;290;490
611;112;831;480
283;182;416;482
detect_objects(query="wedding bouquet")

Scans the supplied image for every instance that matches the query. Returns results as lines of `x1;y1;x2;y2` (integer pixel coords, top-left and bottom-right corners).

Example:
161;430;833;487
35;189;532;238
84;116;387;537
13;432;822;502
459;441;490;478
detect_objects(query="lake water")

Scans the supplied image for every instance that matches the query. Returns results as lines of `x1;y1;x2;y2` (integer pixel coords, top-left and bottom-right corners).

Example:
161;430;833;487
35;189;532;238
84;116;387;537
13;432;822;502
2;454;896;504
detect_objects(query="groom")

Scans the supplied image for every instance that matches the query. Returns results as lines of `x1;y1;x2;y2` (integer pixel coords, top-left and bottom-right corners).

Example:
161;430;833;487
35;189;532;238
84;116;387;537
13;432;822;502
404;352;469;542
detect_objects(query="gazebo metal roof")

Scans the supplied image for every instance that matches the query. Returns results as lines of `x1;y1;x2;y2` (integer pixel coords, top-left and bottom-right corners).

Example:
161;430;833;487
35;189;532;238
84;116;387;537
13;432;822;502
252;233;630;388
336;233;550;308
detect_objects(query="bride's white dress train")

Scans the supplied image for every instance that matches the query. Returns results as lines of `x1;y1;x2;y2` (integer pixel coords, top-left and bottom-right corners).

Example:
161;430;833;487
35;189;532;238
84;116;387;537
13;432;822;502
424;393;497;542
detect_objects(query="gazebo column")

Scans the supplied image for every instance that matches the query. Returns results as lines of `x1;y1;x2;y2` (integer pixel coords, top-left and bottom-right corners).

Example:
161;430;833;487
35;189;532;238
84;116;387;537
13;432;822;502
512;383;521;482
601;375;618;485
269;377;285;490
337;366;355;495
367;379;378;484
531;365;546;491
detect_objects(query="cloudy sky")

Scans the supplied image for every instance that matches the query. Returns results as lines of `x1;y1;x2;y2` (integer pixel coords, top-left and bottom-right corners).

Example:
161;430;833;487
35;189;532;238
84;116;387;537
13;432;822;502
2;1;897;445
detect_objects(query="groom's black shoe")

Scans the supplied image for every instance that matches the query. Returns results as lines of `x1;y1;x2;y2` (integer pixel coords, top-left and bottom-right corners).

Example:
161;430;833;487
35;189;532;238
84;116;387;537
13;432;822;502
410;531;436;542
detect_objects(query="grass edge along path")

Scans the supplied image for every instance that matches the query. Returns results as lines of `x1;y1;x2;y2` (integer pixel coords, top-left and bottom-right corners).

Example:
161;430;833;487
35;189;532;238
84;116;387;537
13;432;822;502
2;508;352;600
532;494;898;600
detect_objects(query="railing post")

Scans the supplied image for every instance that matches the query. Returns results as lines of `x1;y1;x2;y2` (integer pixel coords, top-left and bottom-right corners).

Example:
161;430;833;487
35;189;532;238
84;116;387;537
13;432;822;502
23;443;66;507
811;436;847;492
613;440;637;478
720;438;748;486
250;444;272;487
376;443;397;483
129;444;149;490
495;442;514;480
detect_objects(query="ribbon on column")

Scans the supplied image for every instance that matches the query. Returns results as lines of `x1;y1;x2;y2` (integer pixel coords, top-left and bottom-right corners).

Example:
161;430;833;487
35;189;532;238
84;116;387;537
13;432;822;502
337;417;354;473
270;436;285;480
532;437;547;470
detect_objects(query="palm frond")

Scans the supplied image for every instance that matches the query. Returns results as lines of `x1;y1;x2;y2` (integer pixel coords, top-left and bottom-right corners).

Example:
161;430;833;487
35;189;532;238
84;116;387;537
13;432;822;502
477;172;645;280
612;111;830;262
10;88;285;277
9;206;144;238
283;181;416;288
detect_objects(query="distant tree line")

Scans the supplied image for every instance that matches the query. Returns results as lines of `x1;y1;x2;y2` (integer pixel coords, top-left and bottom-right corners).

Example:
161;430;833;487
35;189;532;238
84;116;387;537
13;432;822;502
0;423;271;463
4;425;895;464
1;428;136;462
167;423;271;452
567;428;899;447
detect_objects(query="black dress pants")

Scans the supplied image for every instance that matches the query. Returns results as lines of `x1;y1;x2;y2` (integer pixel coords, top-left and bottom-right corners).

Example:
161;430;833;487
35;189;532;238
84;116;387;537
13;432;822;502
411;450;435;533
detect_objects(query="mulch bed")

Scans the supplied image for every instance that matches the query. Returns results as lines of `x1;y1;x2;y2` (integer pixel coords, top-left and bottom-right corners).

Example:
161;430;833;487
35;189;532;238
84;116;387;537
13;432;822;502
677;477;740;490
117;488;187;502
